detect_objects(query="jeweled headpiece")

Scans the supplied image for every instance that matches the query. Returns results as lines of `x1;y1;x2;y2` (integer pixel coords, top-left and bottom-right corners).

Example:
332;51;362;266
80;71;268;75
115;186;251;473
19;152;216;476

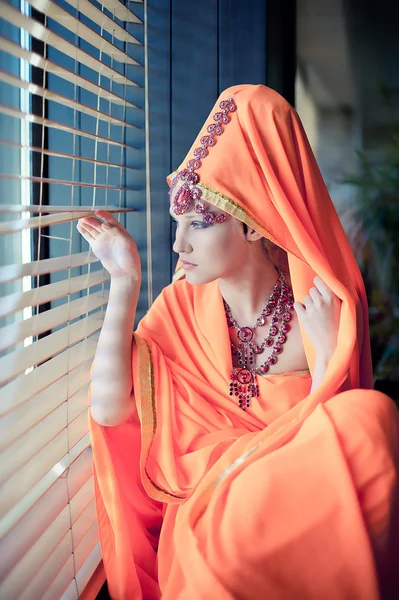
168;96;237;225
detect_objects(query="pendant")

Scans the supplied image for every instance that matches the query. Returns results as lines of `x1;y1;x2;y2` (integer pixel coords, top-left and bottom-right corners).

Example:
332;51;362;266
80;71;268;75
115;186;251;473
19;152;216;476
229;367;259;410
237;327;254;342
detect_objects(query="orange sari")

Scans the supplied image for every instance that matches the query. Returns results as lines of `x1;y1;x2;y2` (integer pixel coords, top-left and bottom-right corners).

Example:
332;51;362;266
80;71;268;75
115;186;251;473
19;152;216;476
89;85;399;599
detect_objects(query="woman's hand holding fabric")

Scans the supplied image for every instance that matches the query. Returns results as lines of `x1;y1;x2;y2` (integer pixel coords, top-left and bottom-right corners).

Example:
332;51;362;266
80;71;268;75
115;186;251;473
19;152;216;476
294;277;342;392
76;209;142;283
293;276;342;359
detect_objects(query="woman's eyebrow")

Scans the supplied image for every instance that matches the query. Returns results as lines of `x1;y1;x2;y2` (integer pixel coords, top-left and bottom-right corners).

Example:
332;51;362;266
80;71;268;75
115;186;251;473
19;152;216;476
169;212;198;218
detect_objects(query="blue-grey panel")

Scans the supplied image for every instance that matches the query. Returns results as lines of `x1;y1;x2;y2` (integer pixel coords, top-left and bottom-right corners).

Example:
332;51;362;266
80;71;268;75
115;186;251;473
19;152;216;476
145;0;173;302
219;0;267;90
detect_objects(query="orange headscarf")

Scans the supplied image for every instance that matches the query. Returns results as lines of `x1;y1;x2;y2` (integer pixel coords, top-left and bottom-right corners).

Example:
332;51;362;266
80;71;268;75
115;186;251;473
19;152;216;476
89;85;398;599
168;83;372;393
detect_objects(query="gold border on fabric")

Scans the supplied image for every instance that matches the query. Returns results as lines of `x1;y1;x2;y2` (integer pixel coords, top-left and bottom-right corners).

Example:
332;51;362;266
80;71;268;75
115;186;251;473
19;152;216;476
134;333;186;502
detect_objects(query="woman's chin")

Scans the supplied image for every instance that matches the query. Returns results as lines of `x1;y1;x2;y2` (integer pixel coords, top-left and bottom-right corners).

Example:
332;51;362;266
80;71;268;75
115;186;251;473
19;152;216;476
184;269;216;286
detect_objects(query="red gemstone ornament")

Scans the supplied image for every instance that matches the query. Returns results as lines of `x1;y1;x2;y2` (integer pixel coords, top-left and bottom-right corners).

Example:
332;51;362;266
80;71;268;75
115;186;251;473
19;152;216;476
203;212;216;225
237;369;253;384
191;187;202;200
194;200;206;213
237;327;254;342
169;96;237;223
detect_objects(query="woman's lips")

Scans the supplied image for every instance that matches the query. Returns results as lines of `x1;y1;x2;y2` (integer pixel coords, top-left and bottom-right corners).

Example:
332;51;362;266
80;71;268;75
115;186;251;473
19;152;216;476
180;259;197;270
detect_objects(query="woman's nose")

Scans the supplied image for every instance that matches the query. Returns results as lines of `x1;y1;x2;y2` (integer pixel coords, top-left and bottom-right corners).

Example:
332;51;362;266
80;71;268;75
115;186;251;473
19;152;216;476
172;226;192;254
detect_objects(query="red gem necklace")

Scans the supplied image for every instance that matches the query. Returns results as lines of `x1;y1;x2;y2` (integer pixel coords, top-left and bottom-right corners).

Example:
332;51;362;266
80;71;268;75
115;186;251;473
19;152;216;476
223;272;294;410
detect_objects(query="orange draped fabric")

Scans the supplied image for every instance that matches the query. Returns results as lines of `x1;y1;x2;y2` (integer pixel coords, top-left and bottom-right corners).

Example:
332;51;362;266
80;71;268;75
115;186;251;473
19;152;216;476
88;85;399;599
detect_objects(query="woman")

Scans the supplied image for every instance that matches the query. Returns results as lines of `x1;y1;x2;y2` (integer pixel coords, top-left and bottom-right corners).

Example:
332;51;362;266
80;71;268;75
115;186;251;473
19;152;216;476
80;85;399;599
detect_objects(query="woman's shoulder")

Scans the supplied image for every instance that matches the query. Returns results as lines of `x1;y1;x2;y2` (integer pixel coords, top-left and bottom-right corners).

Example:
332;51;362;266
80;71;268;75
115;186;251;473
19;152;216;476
158;276;194;306
141;277;196;325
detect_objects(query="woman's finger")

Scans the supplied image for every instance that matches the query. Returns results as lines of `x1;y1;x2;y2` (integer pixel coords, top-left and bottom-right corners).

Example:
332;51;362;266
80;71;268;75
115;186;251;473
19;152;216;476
303;295;313;310
293;301;306;318
76;222;95;242
79;221;101;238
94;210;120;227
313;276;332;301
309;286;322;305
79;216;104;233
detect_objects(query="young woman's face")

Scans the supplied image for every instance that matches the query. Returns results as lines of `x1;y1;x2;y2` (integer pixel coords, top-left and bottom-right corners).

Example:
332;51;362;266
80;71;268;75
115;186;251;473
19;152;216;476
170;205;251;285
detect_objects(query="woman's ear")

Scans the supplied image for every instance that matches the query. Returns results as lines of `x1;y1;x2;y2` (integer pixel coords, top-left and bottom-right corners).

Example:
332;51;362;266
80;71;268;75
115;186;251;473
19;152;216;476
245;228;263;242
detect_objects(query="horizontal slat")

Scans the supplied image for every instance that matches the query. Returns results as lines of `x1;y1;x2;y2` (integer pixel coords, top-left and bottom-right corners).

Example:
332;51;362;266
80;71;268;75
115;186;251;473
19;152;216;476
51;542;102;600
0;173;135;193
0;482;95;590
41;555;77;600
0;481;95;597
3;500;97;600
28;0;141;57
0;311;104;384
1;523;72;599
1;291;108;352
0;208;137;235
0;36;139;103
0;104;139;152
0;140;140;171
78;560;105;600
0;422;90;518
1;396;90;482
0;408;94;502
0;250;100;283
0;1;140;78
0;433;90;537
63;0;142;37
18;523;99;600
70;522;100;588
61;539;101;600
0;70;138;127
1;363;91;448
102;0;143;22
0;269;109;319
20;523;99;600
0;205;131;215
0;334;98;417
1;463;93;583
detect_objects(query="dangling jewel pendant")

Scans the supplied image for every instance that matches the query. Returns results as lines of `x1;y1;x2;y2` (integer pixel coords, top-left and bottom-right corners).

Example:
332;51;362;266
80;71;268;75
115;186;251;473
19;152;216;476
229;368;259;410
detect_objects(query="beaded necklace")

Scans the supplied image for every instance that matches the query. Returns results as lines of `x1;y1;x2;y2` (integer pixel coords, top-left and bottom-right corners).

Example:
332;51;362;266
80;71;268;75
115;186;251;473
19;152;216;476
224;272;294;410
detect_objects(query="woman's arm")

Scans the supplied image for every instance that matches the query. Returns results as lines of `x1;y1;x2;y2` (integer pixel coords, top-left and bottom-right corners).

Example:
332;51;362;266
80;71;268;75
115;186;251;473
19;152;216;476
90;275;139;426
76;210;142;426
310;350;350;393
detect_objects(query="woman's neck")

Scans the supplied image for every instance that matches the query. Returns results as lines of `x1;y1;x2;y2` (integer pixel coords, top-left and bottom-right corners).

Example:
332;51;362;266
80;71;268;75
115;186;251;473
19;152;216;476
218;256;279;326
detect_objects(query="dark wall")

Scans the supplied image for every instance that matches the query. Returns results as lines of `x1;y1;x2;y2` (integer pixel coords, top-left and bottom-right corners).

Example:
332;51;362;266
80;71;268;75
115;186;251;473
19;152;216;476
146;0;296;300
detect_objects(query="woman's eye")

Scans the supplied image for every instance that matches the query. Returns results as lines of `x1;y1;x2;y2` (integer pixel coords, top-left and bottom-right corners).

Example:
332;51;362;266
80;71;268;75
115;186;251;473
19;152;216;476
191;221;209;230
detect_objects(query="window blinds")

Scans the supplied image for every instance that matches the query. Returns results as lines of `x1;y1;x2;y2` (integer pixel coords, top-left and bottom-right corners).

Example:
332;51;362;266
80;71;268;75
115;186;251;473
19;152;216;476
0;0;147;598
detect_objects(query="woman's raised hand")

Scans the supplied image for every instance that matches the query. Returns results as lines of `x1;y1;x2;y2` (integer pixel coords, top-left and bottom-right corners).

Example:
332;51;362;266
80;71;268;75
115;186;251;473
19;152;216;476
76;210;142;282
294;276;342;359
